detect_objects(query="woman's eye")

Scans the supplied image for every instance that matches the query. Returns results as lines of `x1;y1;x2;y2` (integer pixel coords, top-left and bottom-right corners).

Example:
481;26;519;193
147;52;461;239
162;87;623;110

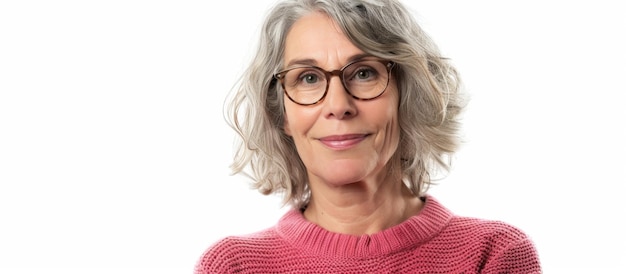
356;69;372;79
302;74;318;84
353;67;378;80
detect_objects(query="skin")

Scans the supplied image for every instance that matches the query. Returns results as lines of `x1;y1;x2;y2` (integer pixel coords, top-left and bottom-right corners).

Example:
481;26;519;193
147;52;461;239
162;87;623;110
282;12;423;236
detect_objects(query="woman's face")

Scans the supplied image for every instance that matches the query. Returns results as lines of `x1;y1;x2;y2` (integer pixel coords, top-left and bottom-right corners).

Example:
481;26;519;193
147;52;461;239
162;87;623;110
282;12;400;186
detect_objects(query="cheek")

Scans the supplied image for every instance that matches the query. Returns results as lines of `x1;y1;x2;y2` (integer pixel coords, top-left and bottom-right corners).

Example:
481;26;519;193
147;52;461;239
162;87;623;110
380;91;401;148
283;102;318;137
389;116;400;147
283;101;298;136
283;113;292;136
383;110;400;143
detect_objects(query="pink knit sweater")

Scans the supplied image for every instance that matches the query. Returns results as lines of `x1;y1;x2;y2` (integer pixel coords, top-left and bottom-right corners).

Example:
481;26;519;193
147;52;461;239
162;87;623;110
195;196;541;273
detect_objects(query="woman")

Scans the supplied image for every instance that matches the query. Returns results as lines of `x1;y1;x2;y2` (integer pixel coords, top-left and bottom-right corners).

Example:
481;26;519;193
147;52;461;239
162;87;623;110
196;0;541;273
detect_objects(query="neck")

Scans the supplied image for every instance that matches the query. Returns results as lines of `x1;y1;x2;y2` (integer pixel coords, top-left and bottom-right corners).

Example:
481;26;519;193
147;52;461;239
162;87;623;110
303;174;423;235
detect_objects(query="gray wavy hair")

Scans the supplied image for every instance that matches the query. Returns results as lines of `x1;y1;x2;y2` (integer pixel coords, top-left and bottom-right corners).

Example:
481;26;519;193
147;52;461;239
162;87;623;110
225;0;466;209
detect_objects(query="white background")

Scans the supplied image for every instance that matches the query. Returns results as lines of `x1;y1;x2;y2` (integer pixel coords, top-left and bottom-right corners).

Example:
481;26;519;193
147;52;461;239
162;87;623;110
1;1;624;273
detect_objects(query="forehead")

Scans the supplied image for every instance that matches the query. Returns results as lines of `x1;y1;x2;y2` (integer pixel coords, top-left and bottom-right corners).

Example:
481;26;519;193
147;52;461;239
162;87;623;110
283;12;364;68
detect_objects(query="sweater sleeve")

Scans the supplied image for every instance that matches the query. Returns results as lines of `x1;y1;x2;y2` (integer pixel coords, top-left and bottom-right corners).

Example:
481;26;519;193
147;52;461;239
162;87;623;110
481;236;542;274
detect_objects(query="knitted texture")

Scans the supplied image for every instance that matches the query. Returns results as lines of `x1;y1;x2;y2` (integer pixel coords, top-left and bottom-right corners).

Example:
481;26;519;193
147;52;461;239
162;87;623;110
195;196;541;273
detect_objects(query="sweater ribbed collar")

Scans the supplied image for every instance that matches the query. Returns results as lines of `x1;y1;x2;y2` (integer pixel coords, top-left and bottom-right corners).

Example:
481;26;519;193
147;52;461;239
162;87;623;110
275;195;453;258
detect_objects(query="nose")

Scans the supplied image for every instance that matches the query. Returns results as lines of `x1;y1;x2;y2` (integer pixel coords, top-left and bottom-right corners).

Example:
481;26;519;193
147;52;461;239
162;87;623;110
323;75;357;119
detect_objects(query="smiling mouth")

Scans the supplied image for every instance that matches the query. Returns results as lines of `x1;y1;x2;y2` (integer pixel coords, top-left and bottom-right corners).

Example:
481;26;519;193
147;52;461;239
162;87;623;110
318;134;369;150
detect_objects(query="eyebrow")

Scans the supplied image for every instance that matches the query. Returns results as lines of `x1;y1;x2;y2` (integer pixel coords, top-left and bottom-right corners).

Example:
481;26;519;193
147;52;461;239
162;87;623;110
285;53;374;68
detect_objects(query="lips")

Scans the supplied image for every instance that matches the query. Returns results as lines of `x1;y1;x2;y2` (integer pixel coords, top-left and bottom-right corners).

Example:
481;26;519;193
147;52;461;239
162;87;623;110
318;134;369;149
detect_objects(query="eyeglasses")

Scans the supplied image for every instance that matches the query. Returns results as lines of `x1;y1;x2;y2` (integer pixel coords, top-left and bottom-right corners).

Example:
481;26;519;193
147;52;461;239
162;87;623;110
274;59;395;106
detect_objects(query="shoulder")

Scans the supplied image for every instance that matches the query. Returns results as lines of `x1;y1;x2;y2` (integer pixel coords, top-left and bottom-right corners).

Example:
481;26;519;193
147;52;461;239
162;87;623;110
422;196;531;244
194;228;282;274
443;216;541;273
447;216;531;243
443;215;536;254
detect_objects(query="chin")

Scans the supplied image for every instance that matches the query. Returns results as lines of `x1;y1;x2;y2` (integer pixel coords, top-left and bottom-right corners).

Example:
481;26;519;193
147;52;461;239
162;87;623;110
314;162;373;186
